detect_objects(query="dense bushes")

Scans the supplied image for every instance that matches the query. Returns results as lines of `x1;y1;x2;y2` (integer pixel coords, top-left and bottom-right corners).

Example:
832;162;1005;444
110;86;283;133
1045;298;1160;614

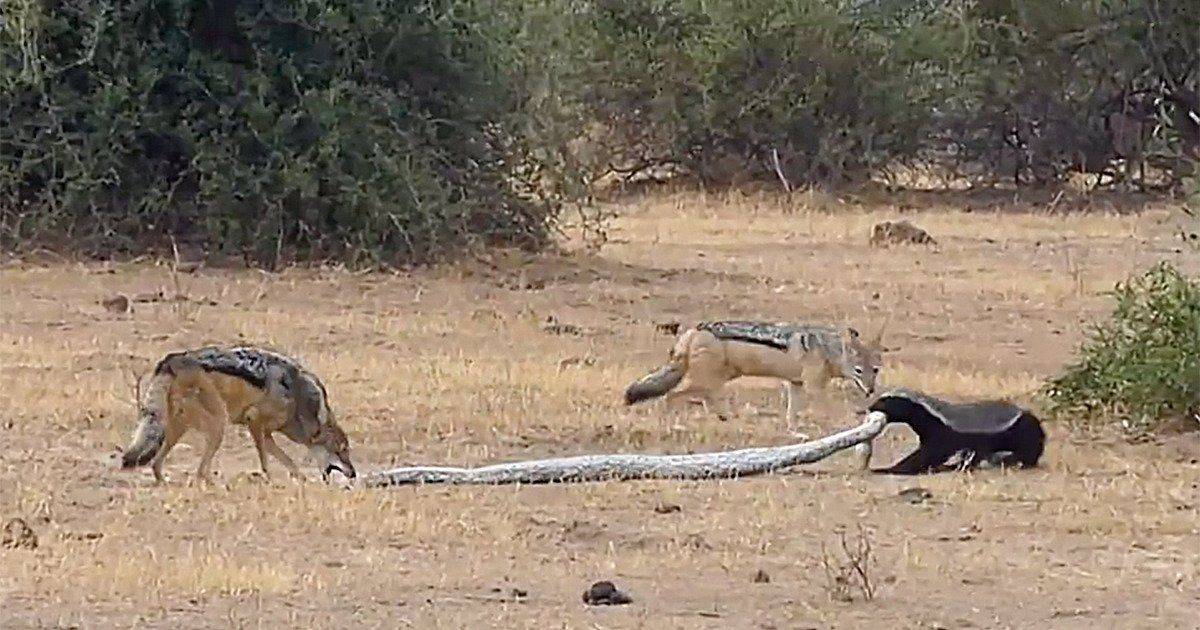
0;0;590;265
1;0;1197;264
1042;263;1200;434
933;0;1200;187
582;0;955;185
581;0;1199;187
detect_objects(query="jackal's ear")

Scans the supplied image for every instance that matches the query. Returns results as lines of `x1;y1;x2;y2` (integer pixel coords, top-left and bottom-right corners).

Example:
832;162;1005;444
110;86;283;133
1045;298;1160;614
843;327;860;341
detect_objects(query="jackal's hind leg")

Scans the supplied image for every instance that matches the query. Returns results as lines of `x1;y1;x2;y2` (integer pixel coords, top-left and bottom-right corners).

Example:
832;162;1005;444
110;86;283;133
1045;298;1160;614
783;381;804;429
193;417;226;486
189;384;230;485
664;387;702;410
699;386;731;422
150;421;187;483
665;384;728;421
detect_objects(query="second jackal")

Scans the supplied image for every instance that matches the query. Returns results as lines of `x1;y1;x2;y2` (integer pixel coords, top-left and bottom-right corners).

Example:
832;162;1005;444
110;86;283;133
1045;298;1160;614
120;345;356;483
624;321;886;425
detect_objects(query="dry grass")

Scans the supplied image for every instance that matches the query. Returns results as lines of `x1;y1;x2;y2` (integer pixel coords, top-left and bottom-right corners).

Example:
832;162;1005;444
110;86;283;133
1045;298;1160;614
1;190;1198;628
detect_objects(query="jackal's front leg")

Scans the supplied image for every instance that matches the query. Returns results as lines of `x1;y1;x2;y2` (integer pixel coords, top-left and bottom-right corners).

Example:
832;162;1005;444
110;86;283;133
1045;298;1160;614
261;432;301;479
783;334;826;430
783;381;803;428
248;425;272;478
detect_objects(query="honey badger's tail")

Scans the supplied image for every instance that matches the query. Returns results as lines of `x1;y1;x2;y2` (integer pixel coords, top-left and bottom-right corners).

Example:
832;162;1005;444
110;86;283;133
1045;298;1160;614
623;329;693;405
120;354;197;468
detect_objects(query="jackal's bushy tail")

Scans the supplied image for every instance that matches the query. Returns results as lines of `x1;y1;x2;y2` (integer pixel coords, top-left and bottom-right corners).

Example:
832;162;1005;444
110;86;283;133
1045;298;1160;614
120;362;182;469
121;413;165;468
624;331;692;405
624;362;686;405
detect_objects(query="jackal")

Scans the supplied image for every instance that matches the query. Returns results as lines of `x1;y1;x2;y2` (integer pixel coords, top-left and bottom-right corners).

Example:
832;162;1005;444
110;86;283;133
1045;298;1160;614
120;345;356;483
624;321;885;425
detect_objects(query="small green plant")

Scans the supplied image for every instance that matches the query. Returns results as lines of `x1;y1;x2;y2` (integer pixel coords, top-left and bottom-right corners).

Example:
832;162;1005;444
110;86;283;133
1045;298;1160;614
1042;262;1200;434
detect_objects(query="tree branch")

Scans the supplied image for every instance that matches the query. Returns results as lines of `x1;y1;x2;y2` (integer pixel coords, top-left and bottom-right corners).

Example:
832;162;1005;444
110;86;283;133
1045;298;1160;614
771;147;793;193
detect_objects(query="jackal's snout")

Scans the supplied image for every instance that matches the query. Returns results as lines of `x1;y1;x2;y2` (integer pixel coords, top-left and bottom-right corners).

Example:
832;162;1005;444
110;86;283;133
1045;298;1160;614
313;444;356;480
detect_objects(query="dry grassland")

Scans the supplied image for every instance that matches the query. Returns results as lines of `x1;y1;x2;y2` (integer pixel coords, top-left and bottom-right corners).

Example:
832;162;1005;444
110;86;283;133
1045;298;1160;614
1;189;1198;628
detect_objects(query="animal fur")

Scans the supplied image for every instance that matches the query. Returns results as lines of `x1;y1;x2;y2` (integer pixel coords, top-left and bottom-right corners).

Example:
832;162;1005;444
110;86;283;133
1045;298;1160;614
121;345;355;483
624;321;885;426
863;388;1046;475
869;220;936;247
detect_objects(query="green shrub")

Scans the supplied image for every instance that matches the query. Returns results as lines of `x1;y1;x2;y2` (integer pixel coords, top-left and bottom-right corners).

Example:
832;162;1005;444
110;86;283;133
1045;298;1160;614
582;0;965;185
0;0;592;266
2;1;1197;263
580;0;1199;188
1042;262;1200;433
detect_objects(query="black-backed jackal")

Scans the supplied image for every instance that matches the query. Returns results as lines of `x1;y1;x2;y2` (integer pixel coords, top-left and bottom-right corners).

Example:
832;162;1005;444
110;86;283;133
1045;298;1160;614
624;321;886;427
120;346;356;484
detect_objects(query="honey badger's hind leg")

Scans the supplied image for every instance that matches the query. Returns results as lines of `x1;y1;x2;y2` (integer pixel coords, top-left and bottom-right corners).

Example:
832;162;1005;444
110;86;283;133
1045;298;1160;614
976;450;1032;470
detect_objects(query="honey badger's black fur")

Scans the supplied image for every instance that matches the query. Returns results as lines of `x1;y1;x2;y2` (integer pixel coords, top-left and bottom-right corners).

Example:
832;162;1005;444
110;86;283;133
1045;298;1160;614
867;389;1045;475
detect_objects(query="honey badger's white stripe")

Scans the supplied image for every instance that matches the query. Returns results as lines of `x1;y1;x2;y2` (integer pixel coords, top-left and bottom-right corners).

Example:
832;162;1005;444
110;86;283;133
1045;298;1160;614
872;388;1026;433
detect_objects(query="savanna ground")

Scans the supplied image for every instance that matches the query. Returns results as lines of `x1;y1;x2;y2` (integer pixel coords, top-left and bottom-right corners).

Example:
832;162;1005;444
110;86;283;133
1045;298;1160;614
2;189;1198;629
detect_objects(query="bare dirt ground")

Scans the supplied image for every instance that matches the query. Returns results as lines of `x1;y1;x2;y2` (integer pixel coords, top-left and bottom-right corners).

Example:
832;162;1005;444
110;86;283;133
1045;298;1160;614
2;190;1198;629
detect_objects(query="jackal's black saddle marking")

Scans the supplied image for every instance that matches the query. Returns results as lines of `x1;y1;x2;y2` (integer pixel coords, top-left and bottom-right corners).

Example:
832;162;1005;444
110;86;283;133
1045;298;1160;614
154;345;302;391
696;321;832;352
